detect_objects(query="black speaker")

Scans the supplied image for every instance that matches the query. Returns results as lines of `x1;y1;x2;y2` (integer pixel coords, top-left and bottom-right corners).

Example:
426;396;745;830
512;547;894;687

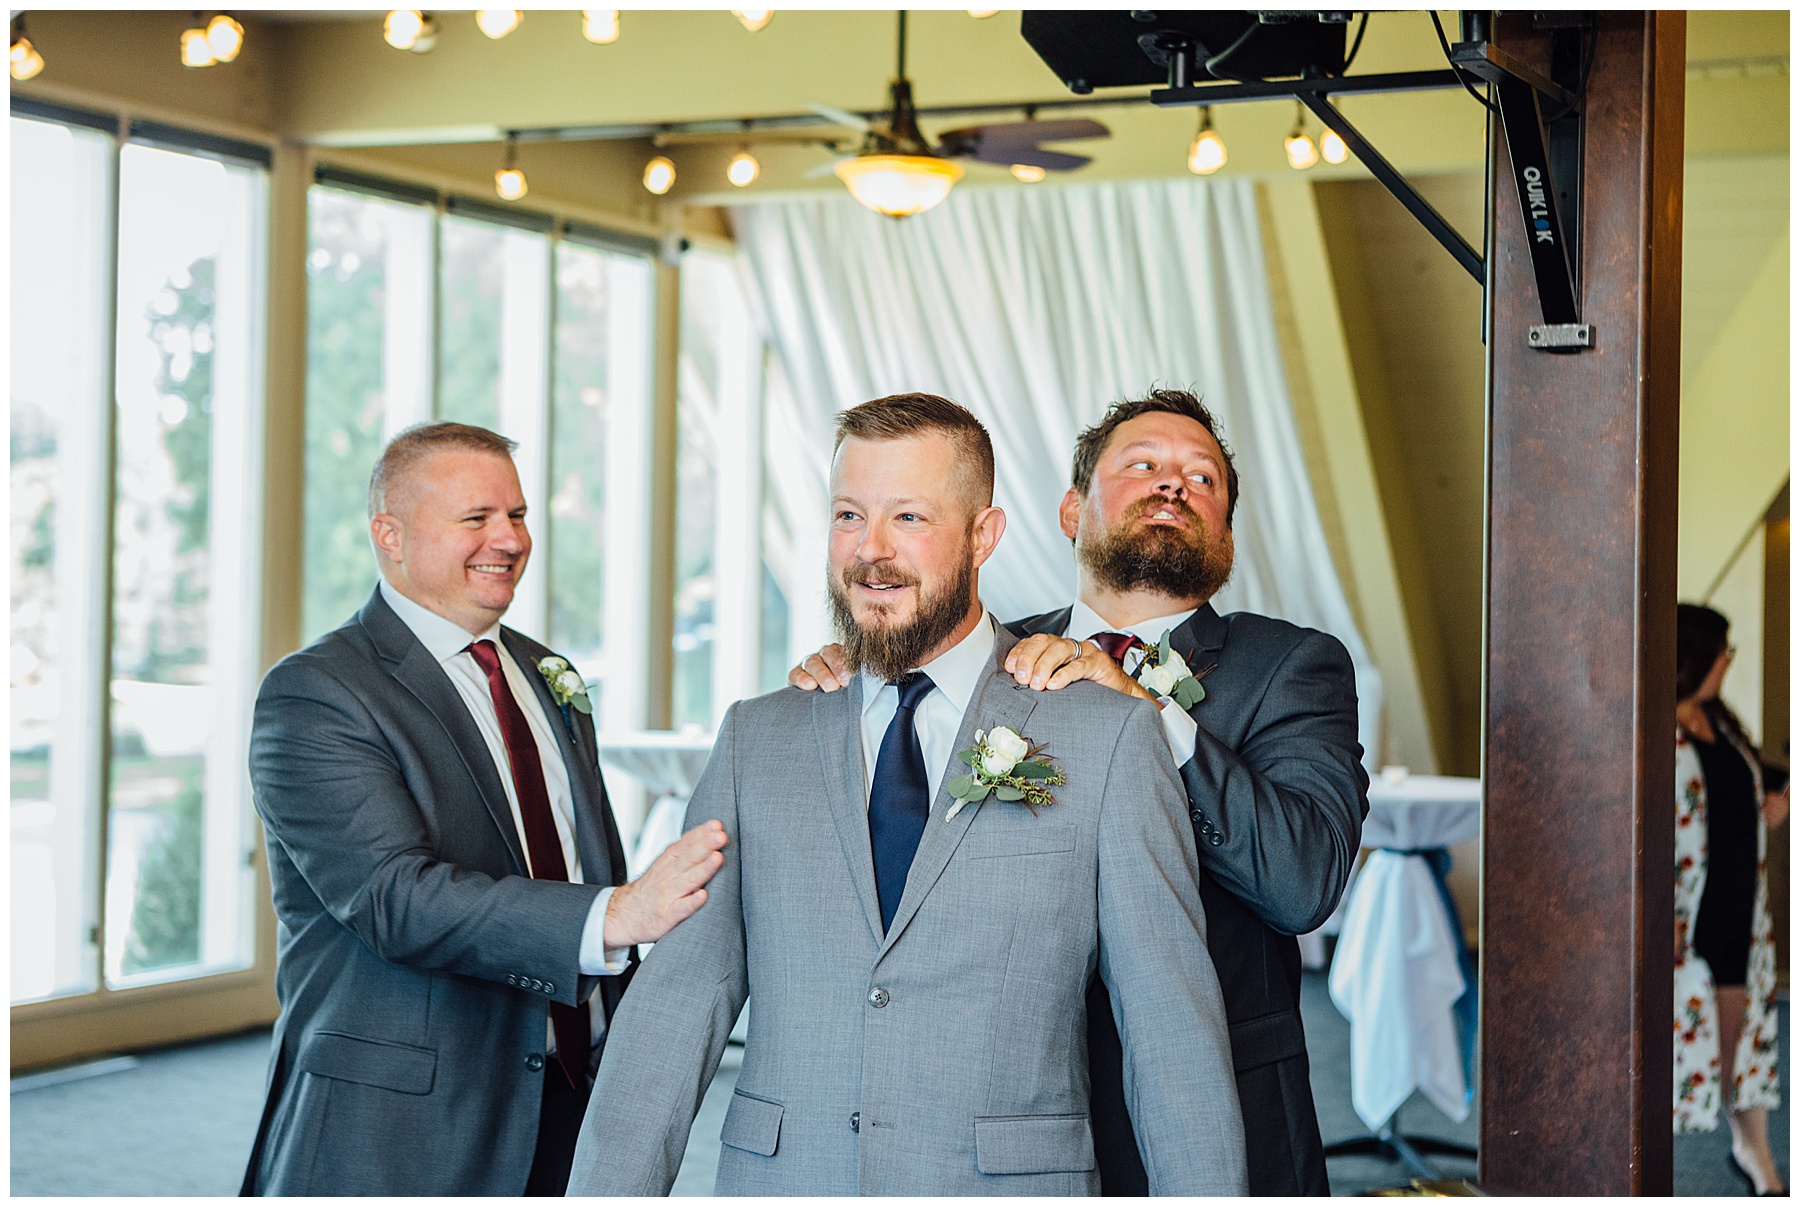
1021;11;1349;93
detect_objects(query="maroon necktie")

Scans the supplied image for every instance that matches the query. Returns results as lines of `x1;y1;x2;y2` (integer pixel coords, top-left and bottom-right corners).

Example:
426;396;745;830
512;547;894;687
467;639;591;1091
1087;630;1146;664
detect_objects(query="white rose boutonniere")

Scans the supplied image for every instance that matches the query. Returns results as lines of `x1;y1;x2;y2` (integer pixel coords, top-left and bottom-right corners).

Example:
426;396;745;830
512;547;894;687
536;655;595;714
1133;631;1212;710
945;726;1066;822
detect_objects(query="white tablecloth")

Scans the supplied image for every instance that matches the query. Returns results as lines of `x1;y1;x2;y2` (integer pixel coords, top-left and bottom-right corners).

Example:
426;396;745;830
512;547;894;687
597;730;716;878
1328;772;1481;1131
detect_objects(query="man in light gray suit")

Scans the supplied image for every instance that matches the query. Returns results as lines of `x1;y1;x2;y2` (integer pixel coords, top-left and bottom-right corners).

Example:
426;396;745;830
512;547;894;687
567;394;1246;1196
243;422;727;1196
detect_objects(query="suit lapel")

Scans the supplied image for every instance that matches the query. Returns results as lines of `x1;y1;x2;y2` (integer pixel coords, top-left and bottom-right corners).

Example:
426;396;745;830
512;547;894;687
879;632;1039;956
361;593;528;875
501;628;622;887
815;679;885;945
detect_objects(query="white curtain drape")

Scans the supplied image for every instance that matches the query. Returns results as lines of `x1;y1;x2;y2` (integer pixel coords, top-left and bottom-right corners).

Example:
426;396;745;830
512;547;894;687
731;177;1382;763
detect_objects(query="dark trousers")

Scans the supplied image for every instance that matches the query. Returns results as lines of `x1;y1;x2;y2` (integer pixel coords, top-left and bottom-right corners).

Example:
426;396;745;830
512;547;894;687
525;1070;591;1196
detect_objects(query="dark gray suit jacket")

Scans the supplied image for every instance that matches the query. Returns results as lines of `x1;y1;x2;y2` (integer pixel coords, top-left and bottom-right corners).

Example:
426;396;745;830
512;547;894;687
240;588;631;1196
1011;603;1368;1195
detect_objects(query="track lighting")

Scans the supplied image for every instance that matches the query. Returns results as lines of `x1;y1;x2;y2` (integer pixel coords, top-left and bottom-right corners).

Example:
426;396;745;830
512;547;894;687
643;156;677;196
1009;163;1045;183
1187;106;1225;175
731;9;773;32
1284;105;1318;171
476;9;521;39
1320;127;1348;165
727;148;760;187
181;17;216;67
581;10;619;44
385;10;437;52
10;16;44;81
494;136;527;201
206;13;243;62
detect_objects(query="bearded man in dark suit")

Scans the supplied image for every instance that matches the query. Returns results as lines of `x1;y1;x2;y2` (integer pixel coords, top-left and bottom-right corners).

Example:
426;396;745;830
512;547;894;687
242;421;728;1196
793;389;1368;1194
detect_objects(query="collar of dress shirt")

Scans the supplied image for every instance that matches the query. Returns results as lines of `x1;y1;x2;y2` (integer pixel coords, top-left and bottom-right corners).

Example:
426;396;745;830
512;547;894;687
379;578;501;663
859;609;997;719
1067;598;1199;651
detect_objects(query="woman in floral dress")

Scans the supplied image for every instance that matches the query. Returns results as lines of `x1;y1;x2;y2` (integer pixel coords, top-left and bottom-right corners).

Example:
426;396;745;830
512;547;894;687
1672;604;1785;1194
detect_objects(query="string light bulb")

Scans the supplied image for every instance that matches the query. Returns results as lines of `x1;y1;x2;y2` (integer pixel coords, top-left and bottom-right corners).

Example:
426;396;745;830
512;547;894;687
476;9;521;39
180;19;217;68
10;17;45;81
205;13;243;62
1187;106;1226;175
581;10;619;44
643;156;677;196
731;9;773;32
1284;105;1318;171
494;136;527;201
1320;127;1349;165
727;148;760;187
1009;163;1046;183
384;10;435;51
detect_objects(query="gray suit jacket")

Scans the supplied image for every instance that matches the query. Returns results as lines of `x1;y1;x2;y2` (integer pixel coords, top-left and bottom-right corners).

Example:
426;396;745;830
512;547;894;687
568;626;1246;1196
241;588;631;1196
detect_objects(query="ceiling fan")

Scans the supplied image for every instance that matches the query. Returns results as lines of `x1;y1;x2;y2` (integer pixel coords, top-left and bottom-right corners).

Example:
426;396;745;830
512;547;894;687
811;11;1111;217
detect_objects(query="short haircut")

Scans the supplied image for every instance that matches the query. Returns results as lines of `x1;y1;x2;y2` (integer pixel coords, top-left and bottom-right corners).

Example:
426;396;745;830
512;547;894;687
368;421;518;519
1070;388;1240;526
833;393;996;511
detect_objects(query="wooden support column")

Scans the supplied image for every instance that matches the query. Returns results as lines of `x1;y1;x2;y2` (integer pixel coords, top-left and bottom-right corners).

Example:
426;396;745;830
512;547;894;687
1480;11;1684;1196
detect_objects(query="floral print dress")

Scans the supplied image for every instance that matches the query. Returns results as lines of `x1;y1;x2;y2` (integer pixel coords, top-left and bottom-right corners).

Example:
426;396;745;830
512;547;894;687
1673;728;1781;1131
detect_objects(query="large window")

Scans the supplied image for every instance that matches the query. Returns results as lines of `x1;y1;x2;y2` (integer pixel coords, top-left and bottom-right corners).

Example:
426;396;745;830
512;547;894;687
11;112;267;1004
301;186;656;743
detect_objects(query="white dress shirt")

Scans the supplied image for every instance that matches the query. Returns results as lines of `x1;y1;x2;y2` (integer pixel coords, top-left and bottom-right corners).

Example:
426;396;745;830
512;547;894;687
1065;599;1201;767
378;580;626;988
858;611;998;806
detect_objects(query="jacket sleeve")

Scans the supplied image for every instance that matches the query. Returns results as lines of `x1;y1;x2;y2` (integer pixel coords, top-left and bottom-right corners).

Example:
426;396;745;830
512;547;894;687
249;657;601;1005
1179;628;1369;935
1097;700;1249;1195
567;703;750;1195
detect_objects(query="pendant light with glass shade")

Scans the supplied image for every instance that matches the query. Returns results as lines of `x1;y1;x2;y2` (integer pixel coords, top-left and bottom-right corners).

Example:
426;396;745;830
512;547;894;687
385;9;438;52
494;135;528;201
1187;106;1225;175
10;15;45;81
476;9;521;39
582;10;619;44
731;9;773;32
1283;103;1319;171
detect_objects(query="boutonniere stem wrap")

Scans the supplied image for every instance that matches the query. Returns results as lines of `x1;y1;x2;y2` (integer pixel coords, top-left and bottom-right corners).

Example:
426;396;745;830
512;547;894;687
1133;630;1211;710
945;726;1065;821
536;656;594;714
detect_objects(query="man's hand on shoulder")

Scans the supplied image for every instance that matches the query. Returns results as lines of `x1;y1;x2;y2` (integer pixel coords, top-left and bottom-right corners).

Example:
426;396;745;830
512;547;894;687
789;644;852;692
1005;634;1155;701
603;820;729;948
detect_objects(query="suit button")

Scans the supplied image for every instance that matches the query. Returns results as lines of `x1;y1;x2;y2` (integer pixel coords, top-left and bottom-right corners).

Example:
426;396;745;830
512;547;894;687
868;987;889;1008
850;1112;861;1133
525;1053;544;1072
507;974;517;985
544;981;555;995
1190;808;1204;823
1209;832;1224;846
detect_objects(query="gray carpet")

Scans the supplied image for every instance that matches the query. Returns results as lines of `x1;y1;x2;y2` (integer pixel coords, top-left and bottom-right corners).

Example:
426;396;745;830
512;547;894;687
10;974;1788;1196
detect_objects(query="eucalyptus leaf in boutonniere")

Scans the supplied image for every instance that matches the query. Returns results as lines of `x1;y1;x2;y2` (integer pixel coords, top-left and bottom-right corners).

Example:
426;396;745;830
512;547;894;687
536;655;594;715
1133;630;1213;710
944;726;1066;822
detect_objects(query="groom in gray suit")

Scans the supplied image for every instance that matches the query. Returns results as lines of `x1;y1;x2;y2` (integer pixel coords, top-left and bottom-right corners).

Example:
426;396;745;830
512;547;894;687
567;393;1246;1195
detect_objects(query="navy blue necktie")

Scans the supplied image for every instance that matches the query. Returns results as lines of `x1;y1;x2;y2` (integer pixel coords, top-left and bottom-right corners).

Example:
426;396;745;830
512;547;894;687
868;672;935;933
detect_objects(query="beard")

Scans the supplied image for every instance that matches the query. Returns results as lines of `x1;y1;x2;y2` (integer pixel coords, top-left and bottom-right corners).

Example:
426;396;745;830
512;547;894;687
827;550;977;683
1076;494;1235;602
